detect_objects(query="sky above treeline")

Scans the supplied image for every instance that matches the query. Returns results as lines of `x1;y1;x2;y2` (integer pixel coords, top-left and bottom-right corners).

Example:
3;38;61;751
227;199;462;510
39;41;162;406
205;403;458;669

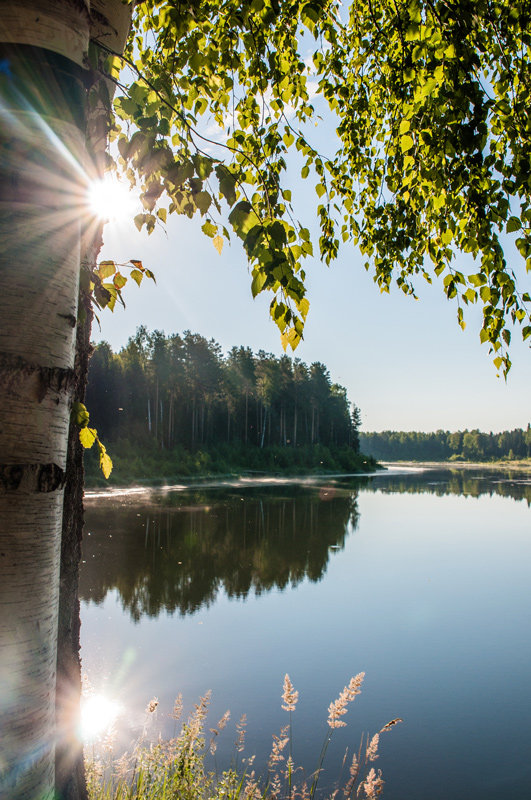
93;206;530;434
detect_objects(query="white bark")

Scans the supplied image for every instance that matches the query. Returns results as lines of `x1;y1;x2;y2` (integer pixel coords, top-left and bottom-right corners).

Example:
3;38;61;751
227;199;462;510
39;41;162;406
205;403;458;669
0;114;84;800
0;2;132;797
0;1;87;788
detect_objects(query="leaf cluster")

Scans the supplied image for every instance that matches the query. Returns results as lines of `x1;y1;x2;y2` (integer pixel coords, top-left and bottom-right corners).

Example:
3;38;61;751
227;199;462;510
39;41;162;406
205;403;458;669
71;400;113;478
80;258;155;321
95;0;343;349
91;0;531;370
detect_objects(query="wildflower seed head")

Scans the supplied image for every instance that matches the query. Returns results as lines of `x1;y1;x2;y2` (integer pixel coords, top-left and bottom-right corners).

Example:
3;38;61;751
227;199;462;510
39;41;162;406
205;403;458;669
217;710;231;731
380;718;402;733
365;734;379;762
236;713;247;752
146;697;159;714
358;768;384;799
172;694;183;721
282;674;299;712
327;674;365;729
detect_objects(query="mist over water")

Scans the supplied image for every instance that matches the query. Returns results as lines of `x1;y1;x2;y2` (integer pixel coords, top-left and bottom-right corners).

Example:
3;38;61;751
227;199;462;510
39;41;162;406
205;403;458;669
80;468;531;799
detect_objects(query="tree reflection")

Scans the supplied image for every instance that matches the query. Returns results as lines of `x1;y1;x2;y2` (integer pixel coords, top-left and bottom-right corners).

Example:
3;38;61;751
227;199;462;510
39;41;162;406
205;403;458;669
80;486;360;621
370;468;531;504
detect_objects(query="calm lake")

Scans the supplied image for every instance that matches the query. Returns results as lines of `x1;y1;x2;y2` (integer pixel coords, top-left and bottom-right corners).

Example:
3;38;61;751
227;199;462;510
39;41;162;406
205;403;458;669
80;467;531;799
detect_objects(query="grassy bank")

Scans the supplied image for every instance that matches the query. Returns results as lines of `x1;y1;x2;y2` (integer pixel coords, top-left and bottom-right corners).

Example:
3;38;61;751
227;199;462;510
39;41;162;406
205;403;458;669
84;440;378;488
86;675;398;800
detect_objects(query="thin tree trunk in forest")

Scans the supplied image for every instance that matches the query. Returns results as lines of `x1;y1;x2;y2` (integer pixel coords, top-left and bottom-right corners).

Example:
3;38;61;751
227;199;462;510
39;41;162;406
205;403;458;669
245;390;248;444
260;408;267;448
293;404;298;447
155;379;159;442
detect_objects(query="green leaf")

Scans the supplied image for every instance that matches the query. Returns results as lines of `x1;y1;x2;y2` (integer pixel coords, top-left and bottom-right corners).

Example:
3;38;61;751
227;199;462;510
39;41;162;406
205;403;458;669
251;269;267;297
71;401;89;428
201;220;217;238
400;135;414;153
216;165;237;206
228;201;260;239
130;269;144;286
506;216;522;233
113;273;127;289
192;153;213;179
195;191;212;215
97;260;116;279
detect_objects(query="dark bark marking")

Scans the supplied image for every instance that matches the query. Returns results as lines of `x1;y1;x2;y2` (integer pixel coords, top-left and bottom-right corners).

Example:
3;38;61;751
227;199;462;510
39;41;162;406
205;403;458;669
0;352;75;402
0;463;66;493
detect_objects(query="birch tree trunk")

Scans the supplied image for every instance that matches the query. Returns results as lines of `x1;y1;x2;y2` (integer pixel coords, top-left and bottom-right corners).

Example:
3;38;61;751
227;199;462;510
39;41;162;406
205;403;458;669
0;21;89;800
0;2;131;798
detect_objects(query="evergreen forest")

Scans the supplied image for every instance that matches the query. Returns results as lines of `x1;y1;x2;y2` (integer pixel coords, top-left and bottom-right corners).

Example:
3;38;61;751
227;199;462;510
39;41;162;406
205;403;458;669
360;428;531;462
85;327;369;482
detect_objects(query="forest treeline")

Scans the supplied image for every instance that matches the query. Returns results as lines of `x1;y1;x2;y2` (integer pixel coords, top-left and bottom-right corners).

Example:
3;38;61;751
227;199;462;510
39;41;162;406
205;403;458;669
85;327;369;481
360;428;531;462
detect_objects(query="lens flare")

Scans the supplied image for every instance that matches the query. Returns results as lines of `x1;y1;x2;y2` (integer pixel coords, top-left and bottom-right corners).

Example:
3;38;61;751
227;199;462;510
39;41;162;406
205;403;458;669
87;175;137;222
80;693;122;742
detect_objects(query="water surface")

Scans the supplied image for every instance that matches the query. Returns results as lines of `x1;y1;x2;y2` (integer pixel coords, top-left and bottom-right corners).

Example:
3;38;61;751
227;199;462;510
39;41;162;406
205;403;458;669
80;468;531;799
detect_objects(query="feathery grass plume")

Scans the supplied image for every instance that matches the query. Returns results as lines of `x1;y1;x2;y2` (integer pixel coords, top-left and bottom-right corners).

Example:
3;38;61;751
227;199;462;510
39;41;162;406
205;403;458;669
236;712;247;752
343;753;359;798
269;724;290;766
210;710;231;754
365;734;379;763
172;693;183;721
358;767;384;799
282;674;299;712
327;673;365;729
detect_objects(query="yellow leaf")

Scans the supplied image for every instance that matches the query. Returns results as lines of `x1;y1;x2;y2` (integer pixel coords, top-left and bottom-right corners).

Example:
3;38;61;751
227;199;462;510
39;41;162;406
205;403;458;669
79;427;97;449
100;452;113;479
213;235;224;255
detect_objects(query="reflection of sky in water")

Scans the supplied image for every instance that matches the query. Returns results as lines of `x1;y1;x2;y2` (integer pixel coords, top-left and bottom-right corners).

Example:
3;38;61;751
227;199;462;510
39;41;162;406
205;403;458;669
80;471;531;799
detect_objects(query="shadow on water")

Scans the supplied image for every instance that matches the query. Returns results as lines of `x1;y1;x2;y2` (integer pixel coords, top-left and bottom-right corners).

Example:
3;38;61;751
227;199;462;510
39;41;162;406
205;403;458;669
80;483;362;621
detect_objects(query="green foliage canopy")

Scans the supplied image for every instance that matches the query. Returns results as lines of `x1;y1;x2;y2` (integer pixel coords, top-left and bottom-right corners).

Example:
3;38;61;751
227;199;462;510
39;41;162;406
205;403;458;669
93;0;531;372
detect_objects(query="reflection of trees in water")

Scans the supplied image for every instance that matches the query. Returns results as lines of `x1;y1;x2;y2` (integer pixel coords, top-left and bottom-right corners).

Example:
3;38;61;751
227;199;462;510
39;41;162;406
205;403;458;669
80;488;360;621
369;468;531;505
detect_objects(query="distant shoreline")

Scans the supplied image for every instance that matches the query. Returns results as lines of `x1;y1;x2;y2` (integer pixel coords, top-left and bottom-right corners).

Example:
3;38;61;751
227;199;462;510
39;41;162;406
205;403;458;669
379;459;531;472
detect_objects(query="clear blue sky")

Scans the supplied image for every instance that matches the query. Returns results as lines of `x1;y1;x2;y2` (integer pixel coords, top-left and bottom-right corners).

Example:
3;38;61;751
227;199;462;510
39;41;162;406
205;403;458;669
93;202;530;434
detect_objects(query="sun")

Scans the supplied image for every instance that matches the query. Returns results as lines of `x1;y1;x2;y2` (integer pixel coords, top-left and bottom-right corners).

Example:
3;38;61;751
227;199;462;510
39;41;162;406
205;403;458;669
87;175;138;222
80;693;122;742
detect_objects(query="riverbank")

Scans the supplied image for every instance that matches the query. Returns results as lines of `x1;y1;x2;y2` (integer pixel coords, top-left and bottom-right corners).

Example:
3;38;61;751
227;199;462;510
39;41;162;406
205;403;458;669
380;459;531;472
84;440;379;488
